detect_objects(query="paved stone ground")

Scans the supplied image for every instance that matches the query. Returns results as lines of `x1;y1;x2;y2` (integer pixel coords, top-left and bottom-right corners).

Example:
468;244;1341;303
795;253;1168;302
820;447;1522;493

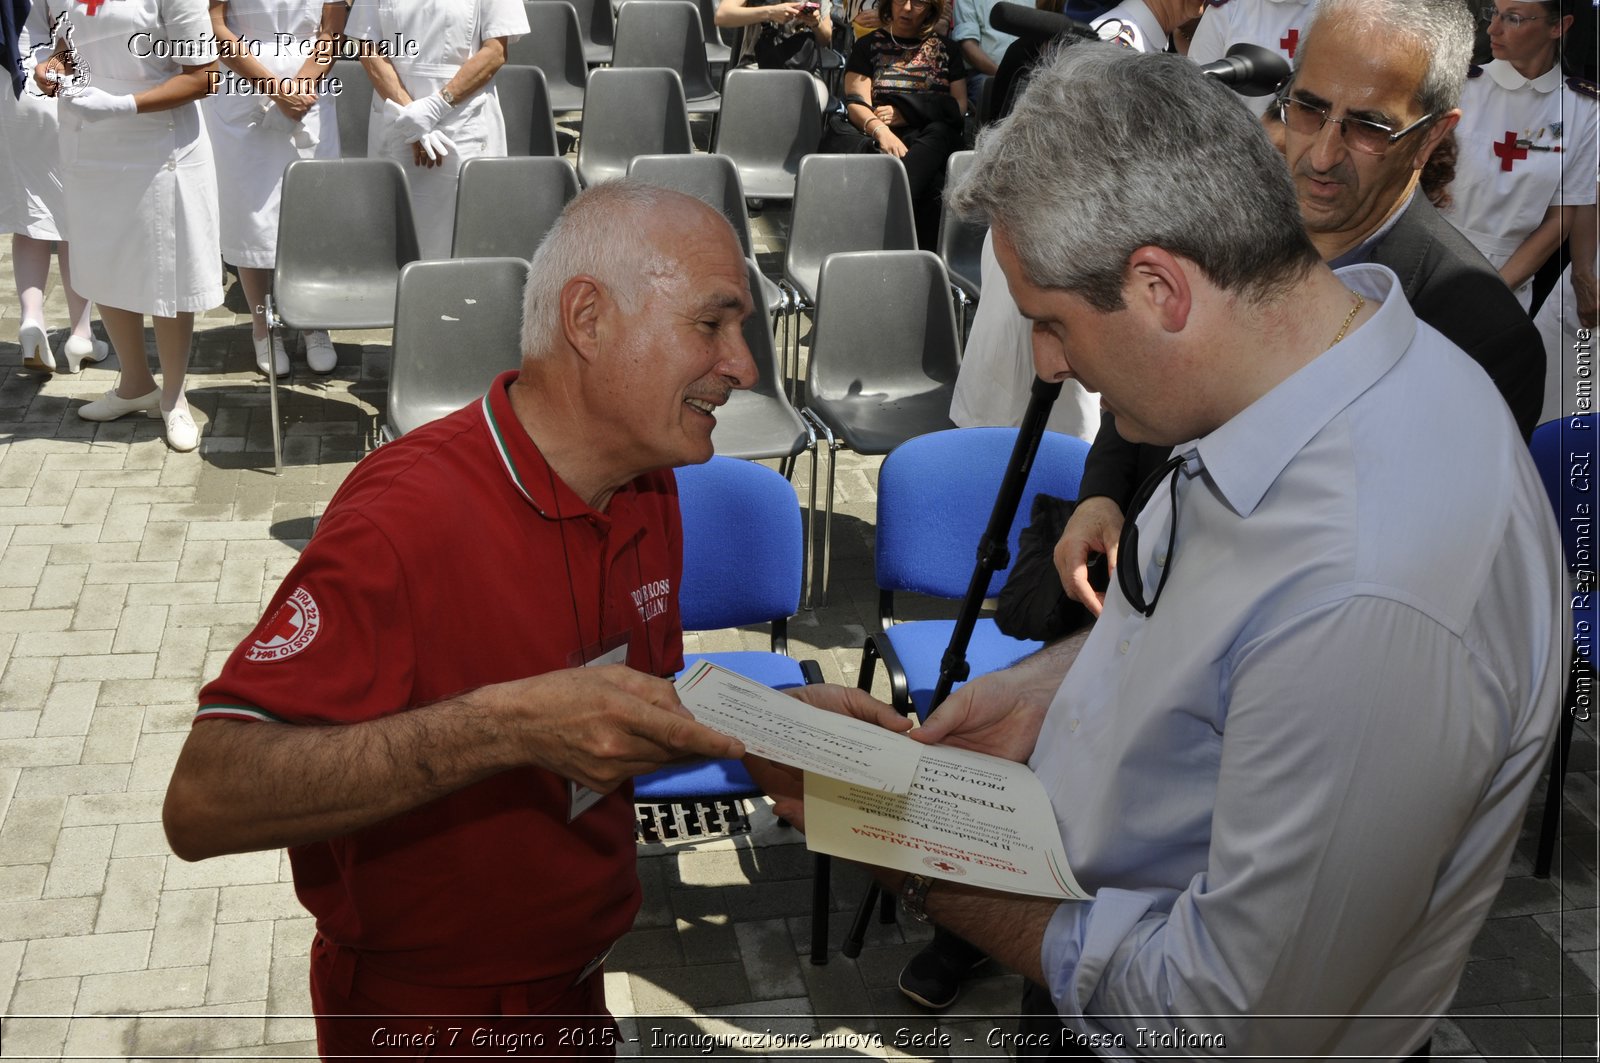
0;203;1596;1060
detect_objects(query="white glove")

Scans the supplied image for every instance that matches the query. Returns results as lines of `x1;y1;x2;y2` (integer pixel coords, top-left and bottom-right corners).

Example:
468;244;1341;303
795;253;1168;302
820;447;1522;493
390;92;452;142
416;128;456;161
51;77;137;122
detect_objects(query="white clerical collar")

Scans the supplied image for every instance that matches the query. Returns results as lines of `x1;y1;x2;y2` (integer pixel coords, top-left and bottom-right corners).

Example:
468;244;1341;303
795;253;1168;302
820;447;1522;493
1486;58;1564;93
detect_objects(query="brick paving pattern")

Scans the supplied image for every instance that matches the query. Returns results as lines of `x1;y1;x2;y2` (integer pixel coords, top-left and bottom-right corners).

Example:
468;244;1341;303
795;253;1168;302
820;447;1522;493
0;205;1595;1060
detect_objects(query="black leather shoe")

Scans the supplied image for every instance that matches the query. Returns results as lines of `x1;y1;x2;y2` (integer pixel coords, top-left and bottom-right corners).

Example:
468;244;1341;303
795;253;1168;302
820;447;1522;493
898;935;989;1010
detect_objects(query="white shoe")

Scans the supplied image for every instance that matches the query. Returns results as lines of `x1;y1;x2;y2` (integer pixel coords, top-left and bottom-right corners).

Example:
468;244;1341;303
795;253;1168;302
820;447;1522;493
253;332;289;377
78;387;161;421
303;330;337;374
162;401;200;452
19;321;52;371
59;334;110;374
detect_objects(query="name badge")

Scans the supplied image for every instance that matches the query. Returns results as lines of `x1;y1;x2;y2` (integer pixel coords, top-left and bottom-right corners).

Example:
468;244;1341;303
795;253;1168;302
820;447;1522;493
567;639;630;822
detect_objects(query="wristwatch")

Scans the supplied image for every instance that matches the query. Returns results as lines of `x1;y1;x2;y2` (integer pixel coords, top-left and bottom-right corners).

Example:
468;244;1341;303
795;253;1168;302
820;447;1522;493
899;873;937;924
440;86;457;107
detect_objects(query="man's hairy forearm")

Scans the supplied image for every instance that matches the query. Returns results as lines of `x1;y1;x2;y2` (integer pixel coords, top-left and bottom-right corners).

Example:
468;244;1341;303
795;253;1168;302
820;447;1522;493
164;690;518;861
882;870;1059;985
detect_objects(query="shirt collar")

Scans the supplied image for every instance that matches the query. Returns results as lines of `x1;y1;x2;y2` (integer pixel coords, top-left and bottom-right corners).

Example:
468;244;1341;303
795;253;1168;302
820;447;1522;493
1098;0;1166;51
1486;58;1564;93
480;369;602;523
1191;263;1414;518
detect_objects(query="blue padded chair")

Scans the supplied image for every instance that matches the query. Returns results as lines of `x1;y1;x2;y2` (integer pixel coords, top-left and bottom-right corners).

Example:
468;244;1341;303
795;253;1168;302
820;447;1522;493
1530;415;1598;877
858;427;1092;720
632;457;836;961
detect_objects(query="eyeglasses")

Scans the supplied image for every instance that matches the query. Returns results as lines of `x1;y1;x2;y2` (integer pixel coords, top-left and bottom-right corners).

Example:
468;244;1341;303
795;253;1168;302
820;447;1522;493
1481;6;1557;29
1116;454;1186;618
1275;93;1438;157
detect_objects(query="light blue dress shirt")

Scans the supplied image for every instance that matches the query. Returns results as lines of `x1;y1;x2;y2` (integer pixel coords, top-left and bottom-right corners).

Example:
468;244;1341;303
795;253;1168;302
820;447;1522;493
1031;264;1566;1057
951;0;1016;64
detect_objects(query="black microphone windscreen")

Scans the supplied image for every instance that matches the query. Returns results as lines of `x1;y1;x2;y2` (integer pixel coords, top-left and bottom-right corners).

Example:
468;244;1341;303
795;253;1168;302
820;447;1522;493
989;3;1093;43
1197;42;1291;97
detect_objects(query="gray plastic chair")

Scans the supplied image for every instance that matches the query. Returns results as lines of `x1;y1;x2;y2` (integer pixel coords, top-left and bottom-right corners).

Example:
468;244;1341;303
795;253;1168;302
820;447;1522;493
936;150;985;343
692;0;733;70
537;0;614;65
507;2;588;112
937;151;984;298
783;153;917;400
710;261;819;598
494;65;561;157
384;258;531;440
623;153;786;326
331;59;373;158
612;1;720;114
713;68;822;202
265;159;421;471
716;262;814;453
575;67;693;187
801;250;960;602
452;156;578;259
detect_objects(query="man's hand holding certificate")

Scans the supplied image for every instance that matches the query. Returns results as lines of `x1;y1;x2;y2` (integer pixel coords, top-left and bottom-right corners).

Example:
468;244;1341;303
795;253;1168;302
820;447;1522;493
674;662;1086;901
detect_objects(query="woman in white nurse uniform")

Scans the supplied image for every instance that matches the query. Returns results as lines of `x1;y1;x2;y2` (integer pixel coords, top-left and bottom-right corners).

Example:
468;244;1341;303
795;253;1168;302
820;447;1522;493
1446;1;1597;310
205;0;344;377
2;0;106;373
36;0;223;452
346;0;528;261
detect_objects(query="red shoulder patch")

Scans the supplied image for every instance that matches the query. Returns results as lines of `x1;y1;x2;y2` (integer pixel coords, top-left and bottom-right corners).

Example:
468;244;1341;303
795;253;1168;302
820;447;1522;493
245;587;322;663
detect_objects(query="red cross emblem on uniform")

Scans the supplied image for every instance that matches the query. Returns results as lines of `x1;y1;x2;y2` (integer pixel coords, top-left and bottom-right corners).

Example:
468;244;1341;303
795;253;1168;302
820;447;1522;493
78;0;109;14
266;605;302;643
1494;130;1528;172
1279;29;1299;57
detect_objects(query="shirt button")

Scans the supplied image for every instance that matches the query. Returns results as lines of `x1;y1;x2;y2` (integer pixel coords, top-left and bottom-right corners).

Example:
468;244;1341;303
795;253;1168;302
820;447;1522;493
1155;552;1167;567
1069;719;1080;732
1118;640;1130;654
165;160;176;171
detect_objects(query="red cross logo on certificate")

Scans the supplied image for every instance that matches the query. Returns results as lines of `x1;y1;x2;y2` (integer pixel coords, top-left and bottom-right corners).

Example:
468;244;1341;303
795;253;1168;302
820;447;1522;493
78;0;109;14
1279;29;1299;57
1493;131;1528;172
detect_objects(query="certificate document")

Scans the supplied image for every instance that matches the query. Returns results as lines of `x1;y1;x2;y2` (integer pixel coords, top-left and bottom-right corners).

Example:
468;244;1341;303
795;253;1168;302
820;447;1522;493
673;661;1085;899
805;749;1087;900
675;661;922;794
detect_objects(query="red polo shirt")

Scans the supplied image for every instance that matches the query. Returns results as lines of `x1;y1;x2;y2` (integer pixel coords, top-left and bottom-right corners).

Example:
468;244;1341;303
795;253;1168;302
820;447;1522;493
197;371;684;987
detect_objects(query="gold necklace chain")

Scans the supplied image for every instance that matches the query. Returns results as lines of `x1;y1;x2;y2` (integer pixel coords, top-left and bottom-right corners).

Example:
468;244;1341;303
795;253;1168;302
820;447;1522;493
1330;291;1365;348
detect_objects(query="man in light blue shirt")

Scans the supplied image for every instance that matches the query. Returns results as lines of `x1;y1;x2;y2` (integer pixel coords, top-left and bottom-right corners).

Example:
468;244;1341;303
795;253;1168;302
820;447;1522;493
766;38;1566;1059
950;0;1016;116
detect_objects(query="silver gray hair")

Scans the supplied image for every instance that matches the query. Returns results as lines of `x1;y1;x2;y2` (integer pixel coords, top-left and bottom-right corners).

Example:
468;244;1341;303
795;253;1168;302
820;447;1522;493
520;181;727;358
949;42;1319;312
1295;0;1476;117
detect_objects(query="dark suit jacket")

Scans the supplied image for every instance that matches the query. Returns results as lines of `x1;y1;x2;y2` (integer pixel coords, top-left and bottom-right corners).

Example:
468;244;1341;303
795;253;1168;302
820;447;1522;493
1077;194;1544;509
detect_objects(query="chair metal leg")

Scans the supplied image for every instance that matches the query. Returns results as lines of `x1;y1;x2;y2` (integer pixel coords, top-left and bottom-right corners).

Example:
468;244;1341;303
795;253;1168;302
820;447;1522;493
810;852;831;965
262;295;285;475
800;410;836;607
953;284;969;349
842;880;879;959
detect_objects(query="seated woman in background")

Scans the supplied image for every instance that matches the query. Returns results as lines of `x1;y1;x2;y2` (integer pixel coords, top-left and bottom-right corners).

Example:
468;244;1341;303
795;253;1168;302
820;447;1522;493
837;0;966;246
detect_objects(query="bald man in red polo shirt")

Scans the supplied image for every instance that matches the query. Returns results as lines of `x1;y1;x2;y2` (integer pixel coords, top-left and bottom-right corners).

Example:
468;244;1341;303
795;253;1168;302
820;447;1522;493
163;183;759;1057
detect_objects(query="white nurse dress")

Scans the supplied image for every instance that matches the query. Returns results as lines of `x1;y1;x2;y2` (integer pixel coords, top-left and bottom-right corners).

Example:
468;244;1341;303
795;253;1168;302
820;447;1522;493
204;0;341;269
55;0;222;316
344;0;528;260
1446;61;1598;310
